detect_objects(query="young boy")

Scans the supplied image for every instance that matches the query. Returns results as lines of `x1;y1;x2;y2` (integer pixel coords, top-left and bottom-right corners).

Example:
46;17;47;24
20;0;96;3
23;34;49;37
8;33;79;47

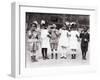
80;27;89;60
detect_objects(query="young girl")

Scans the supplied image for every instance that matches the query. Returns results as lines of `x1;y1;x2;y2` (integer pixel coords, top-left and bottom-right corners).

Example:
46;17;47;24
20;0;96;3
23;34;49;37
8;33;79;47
40;20;50;60
69;27;80;59
59;26;69;59
27;23;40;62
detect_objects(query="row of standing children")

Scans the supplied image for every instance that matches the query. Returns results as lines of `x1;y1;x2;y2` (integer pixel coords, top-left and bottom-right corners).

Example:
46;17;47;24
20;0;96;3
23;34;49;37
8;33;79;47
26;20;89;62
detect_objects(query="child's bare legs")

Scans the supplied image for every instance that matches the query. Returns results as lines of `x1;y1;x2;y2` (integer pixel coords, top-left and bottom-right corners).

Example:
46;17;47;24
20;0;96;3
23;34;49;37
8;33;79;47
61;46;67;59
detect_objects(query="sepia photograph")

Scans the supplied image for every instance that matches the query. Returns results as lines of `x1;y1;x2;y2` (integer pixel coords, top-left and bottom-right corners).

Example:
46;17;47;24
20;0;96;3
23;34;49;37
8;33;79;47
25;12;90;67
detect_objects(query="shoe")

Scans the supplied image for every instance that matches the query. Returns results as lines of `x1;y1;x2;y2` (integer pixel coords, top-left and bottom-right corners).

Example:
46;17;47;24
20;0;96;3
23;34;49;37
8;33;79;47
83;57;86;60
71;55;74;59
51;53;53;59
73;54;76;59
31;56;38;62
55;53;58;59
82;56;86;60
64;56;67;59
34;59;38;62
46;57;49;59
61;56;64;59
43;57;46;60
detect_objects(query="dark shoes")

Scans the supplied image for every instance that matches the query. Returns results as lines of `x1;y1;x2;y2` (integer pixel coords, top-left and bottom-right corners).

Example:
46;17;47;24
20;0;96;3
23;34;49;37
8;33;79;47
43;56;49;60
45;57;49;59
55;53;58;59
71;54;76;59
82;56;86;60
51;53;54;59
61;56;67;59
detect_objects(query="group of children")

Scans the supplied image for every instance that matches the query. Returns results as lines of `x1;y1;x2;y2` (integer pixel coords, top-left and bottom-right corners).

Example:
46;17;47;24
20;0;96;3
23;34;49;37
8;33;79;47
26;20;89;62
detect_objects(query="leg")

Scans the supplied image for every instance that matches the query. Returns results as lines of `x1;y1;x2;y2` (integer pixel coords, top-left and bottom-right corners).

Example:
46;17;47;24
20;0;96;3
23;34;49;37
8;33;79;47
84;50;87;60
84;52;86;60
42;48;45;60
73;49;76;59
55;43;58;59
45;48;49;59
55;49;58;59
60;46;64;59
81;46;85;60
31;50;38;62
65;48;68;59
71;54;74;59
82;50;85;60
71;49;74;59
84;45;88;60
32;42;38;62
73;54;76;59
61;47;66;59
64;48;67;59
51;43;54;59
51;49;54;59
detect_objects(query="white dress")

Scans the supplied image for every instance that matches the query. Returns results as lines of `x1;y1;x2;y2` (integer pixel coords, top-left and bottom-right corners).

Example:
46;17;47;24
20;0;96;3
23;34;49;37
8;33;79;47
58;29;69;55
41;29;50;48
69;30;80;50
59;29;69;47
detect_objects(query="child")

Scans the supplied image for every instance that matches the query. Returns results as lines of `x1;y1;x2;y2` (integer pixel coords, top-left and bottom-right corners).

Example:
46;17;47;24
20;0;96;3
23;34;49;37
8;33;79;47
80;27;89;60
48;24;61;59
69;25;80;59
40;20;49;60
59;26;69;59
27;23;40;62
